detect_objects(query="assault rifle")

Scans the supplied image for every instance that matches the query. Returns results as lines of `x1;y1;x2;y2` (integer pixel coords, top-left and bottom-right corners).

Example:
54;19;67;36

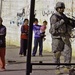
67;17;75;38
68;17;75;28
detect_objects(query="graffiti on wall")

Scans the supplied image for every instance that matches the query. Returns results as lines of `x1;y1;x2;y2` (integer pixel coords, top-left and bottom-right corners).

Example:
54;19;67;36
17;8;25;26
16;5;30;26
10;5;30;26
42;10;54;16
41;5;54;16
10;8;25;26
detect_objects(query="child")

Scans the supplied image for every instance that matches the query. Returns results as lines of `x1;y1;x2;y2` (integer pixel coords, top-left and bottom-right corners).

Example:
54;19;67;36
19;19;29;56
0;17;6;71
32;18;43;56
40;21;47;40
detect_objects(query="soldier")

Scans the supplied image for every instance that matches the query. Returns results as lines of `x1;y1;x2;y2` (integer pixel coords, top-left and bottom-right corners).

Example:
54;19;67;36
49;2;73;74
32;18;43;56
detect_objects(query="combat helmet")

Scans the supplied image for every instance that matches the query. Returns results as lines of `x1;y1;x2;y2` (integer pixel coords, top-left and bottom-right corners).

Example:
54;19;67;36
55;2;65;10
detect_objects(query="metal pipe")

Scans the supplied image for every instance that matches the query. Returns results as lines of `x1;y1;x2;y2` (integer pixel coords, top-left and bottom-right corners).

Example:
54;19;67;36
31;63;75;65
26;0;35;75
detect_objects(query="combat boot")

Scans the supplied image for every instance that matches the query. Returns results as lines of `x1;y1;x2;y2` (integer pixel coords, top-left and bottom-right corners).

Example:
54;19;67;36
63;66;70;73
55;69;61;75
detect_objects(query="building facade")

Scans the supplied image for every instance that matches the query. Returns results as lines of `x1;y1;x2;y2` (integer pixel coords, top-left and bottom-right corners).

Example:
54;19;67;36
1;0;75;52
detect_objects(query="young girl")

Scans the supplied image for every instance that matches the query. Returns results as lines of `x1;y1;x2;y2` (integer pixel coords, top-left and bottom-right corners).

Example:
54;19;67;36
40;21;47;39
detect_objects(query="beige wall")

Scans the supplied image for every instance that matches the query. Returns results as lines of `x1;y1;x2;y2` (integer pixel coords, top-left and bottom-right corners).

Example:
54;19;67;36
1;0;75;52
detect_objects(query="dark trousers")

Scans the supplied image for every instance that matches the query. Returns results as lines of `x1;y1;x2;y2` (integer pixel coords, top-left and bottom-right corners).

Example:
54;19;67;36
32;37;43;55
19;39;28;56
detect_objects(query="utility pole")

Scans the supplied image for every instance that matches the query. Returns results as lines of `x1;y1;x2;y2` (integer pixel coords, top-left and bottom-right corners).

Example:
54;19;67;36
26;0;35;75
0;0;3;17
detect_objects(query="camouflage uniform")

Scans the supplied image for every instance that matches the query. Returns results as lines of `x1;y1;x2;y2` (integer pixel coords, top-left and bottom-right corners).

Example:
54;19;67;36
50;2;72;65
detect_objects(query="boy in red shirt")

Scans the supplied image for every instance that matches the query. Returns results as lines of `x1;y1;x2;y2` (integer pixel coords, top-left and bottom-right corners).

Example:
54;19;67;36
19;19;29;56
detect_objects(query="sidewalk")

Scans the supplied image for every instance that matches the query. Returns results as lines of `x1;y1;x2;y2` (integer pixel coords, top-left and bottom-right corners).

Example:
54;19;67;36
0;45;75;75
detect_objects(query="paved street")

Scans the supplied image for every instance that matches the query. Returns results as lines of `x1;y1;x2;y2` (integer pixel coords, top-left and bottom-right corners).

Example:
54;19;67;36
0;45;75;75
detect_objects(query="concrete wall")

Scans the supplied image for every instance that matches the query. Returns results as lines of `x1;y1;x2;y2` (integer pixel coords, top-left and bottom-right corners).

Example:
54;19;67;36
1;0;75;52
